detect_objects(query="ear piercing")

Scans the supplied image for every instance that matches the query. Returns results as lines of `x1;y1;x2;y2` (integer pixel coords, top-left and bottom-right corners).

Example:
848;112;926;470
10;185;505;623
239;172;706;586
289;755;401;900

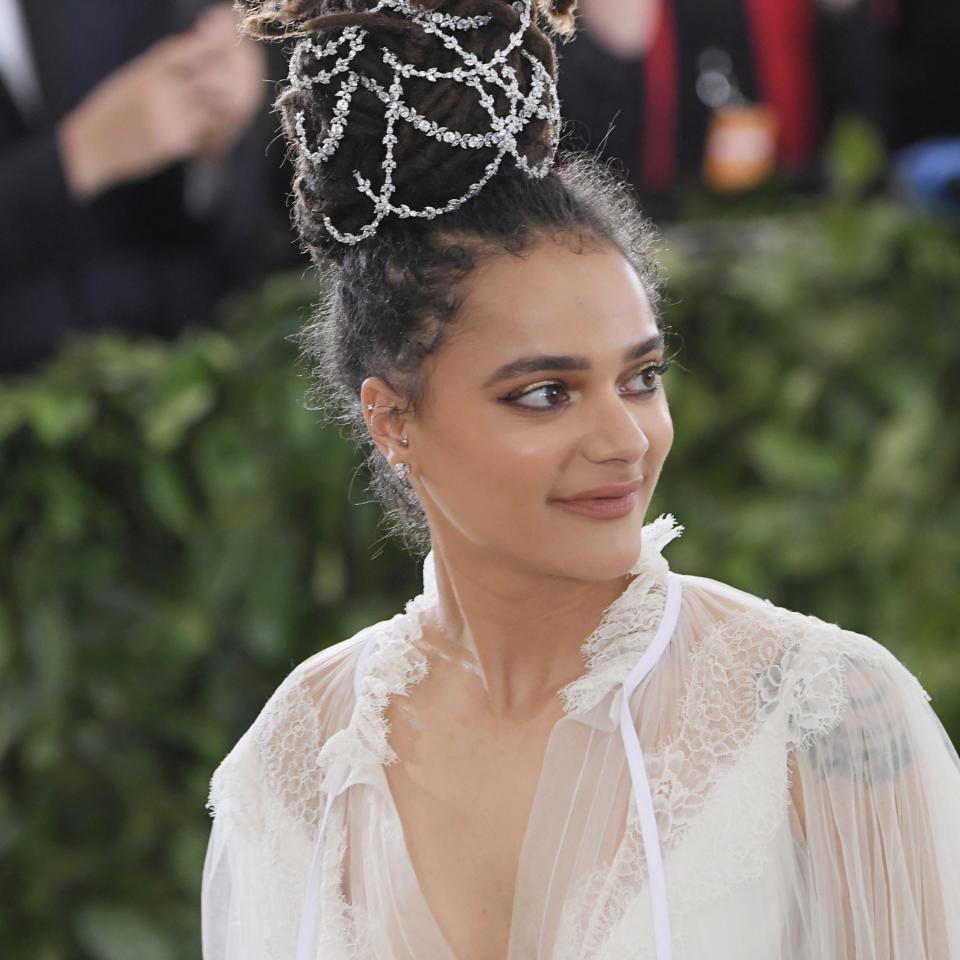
367;403;411;471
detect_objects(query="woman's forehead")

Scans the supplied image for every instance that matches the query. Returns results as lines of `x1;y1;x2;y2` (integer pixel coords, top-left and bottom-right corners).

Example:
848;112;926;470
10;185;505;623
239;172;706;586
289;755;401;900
454;241;657;354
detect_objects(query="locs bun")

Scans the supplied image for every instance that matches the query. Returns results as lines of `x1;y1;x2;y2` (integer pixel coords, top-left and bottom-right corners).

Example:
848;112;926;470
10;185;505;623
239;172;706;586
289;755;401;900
235;1;577;261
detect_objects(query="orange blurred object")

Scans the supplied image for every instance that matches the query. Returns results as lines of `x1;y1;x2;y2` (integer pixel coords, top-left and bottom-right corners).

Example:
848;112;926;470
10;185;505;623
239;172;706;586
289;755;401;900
702;103;779;192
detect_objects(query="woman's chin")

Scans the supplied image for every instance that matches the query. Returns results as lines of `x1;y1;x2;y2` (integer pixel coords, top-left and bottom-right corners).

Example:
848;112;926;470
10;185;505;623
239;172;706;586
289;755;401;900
535;520;647;581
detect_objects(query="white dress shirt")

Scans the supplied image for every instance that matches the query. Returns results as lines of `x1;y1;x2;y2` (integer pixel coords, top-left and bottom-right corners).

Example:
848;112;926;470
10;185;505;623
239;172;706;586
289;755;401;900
0;0;44;121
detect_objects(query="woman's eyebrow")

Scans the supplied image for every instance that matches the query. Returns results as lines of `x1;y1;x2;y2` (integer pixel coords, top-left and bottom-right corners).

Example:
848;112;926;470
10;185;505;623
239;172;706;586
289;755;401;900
481;333;664;388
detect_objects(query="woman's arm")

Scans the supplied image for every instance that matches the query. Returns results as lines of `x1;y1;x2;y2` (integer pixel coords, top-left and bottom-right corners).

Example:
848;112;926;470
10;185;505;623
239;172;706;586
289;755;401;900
789;652;960;957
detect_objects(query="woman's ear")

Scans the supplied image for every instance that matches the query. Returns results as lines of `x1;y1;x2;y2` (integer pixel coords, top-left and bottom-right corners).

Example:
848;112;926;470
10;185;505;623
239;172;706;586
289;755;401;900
360;376;412;466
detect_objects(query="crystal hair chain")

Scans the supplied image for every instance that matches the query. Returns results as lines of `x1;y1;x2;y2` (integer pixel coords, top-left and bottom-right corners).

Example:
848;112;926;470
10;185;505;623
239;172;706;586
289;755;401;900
288;0;562;246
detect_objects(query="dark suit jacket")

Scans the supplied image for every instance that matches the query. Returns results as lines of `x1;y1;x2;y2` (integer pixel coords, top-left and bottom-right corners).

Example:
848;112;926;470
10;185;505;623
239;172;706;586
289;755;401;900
0;0;300;375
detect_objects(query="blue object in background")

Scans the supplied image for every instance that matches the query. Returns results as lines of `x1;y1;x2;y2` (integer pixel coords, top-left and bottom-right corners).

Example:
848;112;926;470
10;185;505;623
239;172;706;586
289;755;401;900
891;137;960;224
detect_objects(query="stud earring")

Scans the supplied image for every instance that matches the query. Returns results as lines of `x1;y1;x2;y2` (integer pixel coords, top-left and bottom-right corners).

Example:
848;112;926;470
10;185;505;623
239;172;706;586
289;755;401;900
400;435;409;446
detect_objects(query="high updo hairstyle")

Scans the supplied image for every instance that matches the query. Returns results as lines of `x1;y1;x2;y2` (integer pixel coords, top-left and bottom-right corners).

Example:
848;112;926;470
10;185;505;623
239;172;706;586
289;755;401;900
236;0;665;558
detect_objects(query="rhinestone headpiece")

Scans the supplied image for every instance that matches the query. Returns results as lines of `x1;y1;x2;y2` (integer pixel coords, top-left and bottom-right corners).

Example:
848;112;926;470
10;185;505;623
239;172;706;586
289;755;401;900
287;0;562;245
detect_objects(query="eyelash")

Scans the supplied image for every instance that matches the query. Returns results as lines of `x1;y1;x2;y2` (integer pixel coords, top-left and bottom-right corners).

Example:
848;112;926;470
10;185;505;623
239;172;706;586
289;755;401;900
502;360;672;410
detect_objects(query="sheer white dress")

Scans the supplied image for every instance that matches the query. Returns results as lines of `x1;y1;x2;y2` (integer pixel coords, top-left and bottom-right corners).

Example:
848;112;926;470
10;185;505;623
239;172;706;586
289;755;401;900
201;514;960;959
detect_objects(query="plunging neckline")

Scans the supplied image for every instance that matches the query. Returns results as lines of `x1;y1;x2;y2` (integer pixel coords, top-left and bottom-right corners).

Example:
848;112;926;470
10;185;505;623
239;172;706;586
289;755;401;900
372;715;571;959
313;514;686;959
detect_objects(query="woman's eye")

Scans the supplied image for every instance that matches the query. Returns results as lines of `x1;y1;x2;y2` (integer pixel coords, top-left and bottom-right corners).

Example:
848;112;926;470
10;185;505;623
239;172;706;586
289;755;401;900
623;360;671;395
505;380;570;410
504;361;670;411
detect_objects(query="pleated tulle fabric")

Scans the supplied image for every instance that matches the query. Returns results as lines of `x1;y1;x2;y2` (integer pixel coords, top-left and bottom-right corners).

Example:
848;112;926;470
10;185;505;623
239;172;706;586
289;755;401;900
201;514;960;959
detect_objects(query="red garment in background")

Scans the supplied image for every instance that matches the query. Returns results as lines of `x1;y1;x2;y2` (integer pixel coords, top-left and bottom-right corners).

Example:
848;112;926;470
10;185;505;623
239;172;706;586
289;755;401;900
642;0;819;191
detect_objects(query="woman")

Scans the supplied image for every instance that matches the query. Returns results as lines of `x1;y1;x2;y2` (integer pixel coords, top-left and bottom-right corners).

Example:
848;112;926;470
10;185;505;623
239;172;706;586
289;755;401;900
201;2;960;958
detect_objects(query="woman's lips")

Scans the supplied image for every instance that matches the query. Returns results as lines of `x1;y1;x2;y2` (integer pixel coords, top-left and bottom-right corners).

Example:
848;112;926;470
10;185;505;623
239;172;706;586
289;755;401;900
551;491;640;519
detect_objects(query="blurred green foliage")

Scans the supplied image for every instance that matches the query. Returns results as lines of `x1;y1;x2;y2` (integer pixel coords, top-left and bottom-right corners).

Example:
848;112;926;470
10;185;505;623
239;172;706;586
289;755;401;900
658;198;960;736
0;276;418;959
1;195;959;958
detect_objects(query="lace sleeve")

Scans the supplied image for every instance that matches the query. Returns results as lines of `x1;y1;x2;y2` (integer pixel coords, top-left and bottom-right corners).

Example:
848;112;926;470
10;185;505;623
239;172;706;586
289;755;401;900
201;632;369;960
201;730;273;960
789;647;960;957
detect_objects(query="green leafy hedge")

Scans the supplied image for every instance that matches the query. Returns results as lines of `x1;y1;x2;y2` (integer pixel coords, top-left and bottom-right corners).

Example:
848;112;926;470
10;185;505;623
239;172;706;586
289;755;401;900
1;196;958;958
658;198;960;731
0;277;419;959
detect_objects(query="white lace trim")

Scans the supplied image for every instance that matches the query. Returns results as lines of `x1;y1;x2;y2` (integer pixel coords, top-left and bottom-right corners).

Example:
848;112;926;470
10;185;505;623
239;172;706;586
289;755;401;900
558;513;685;715
316;609;430;794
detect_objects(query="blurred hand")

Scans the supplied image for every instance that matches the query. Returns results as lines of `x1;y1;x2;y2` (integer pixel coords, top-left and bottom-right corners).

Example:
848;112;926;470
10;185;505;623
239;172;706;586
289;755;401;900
57;3;267;201
189;3;268;163
578;0;658;58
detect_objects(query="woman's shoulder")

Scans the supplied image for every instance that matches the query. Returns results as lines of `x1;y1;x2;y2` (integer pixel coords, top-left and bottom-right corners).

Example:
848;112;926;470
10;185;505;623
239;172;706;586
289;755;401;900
253;624;378;735
205;615;401;822
676;570;903;666
673;570;932;749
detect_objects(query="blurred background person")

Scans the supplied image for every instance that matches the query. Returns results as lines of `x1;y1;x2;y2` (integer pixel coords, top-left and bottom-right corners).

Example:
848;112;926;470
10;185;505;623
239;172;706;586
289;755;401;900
888;0;960;150
557;0;895;216
0;0;302;377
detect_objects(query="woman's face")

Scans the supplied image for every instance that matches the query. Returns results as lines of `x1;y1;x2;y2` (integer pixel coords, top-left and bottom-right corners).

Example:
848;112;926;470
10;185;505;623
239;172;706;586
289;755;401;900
370;236;674;581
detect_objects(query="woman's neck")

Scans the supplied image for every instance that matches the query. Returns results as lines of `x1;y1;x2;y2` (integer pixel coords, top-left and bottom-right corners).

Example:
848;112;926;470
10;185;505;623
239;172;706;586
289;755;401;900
418;544;634;719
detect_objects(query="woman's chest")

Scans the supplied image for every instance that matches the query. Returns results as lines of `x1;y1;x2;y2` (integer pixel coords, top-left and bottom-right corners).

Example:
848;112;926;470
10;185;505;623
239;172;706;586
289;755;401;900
343;715;795;960
380;694;562;960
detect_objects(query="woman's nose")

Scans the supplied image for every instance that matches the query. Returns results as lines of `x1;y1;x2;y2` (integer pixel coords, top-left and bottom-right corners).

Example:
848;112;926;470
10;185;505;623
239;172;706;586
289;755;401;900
581;392;651;464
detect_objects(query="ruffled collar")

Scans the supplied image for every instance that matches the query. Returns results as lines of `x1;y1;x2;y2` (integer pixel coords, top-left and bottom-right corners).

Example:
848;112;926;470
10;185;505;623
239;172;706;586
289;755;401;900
556;512;684;719
318;514;684;793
